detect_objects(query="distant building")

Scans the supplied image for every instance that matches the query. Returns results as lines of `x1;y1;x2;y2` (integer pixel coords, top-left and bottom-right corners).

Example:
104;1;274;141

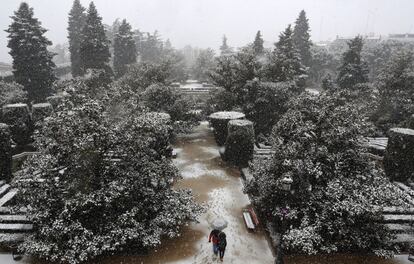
387;33;414;42
334;34;382;43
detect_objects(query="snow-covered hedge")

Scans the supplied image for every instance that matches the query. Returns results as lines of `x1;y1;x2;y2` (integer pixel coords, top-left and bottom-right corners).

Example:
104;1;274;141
1;103;32;146
384;128;414;182
224;119;255;167
209;111;245;145
0;123;12;181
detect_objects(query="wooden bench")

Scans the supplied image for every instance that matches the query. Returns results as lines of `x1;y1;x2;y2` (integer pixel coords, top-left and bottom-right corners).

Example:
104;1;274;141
243;209;255;230
248;208;259;227
243;208;259;230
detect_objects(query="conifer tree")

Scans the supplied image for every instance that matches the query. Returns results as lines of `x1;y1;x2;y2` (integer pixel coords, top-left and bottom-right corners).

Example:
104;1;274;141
79;2;111;74
6;2;56;103
67;0;86;77
337;36;369;89
253;30;264;55
266;25;305;82
220;35;233;55
113;19;137;77
293;10;312;67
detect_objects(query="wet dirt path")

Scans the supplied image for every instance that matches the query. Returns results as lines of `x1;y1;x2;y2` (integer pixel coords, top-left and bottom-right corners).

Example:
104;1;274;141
97;120;274;264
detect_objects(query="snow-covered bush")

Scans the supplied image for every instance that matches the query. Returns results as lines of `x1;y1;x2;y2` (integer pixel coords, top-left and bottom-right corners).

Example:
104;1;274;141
15;86;202;264
245;91;409;255
31;103;53;127
143;84;199;133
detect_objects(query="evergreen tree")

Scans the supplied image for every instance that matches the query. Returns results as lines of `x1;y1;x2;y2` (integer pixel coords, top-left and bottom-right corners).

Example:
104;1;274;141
113;19;137;77
220;35;233;55
67;0;86;77
253;30;264;55
375;51;414;130
337;36;369;89
140;31;163;63
293;10;312;66
79;2;111;74
265;24;305;82
6;2;56;103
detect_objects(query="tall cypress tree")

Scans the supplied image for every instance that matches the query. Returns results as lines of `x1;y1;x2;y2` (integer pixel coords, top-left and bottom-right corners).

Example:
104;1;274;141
67;0;86;77
79;2;111;73
253;30;264;55
293;10;312;67
113;19;137;77
6;2;56;103
266;24;305;82
220;35;232;55
337;36;369;89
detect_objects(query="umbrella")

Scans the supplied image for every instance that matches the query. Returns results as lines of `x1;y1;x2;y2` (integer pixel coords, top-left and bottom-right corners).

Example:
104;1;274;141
210;217;228;230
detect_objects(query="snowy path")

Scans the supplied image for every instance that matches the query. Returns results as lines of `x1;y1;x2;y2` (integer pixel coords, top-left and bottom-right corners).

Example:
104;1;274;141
125;121;275;264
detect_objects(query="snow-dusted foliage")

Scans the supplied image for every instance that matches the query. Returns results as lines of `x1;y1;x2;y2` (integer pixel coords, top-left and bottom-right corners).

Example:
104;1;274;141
373;50;414;132
0;81;27;107
292;10;312;67
264;24;307;83
79;2;112;75
6;2;56;103
113;19;137;78
67;0;86;77
241;80;300;136
14;82;202;263
245;91;409;255
336;36;369;89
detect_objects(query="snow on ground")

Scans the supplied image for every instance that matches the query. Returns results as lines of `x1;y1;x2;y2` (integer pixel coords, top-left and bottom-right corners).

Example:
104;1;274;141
134;121;275;264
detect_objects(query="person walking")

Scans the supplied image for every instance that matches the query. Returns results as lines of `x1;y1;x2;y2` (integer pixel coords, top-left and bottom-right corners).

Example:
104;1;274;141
218;231;227;262
208;229;221;256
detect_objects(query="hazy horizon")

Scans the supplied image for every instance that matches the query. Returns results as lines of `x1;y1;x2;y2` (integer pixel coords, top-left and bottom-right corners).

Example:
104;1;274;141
1;0;414;63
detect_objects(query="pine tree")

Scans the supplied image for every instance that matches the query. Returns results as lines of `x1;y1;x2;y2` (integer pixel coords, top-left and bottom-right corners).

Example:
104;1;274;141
337;36;369;89
253;30;264;55
113;19;137;77
67;0;86;77
220;35;233;55
79;2;111;74
266;24;305;82
293;10;312;67
6;2;56;103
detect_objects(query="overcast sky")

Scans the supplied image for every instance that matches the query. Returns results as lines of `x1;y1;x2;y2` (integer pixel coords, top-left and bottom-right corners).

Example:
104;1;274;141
1;0;413;62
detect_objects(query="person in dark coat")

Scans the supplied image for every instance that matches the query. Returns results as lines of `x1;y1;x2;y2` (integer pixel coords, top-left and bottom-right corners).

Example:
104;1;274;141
208;229;221;255
218;231;227;261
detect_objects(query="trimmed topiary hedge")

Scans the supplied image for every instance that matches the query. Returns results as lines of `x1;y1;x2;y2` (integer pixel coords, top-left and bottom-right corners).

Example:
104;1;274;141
1;103;32;146
0;123;12;181
384;128;414;182
209;111;245;145
224;119;255;167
